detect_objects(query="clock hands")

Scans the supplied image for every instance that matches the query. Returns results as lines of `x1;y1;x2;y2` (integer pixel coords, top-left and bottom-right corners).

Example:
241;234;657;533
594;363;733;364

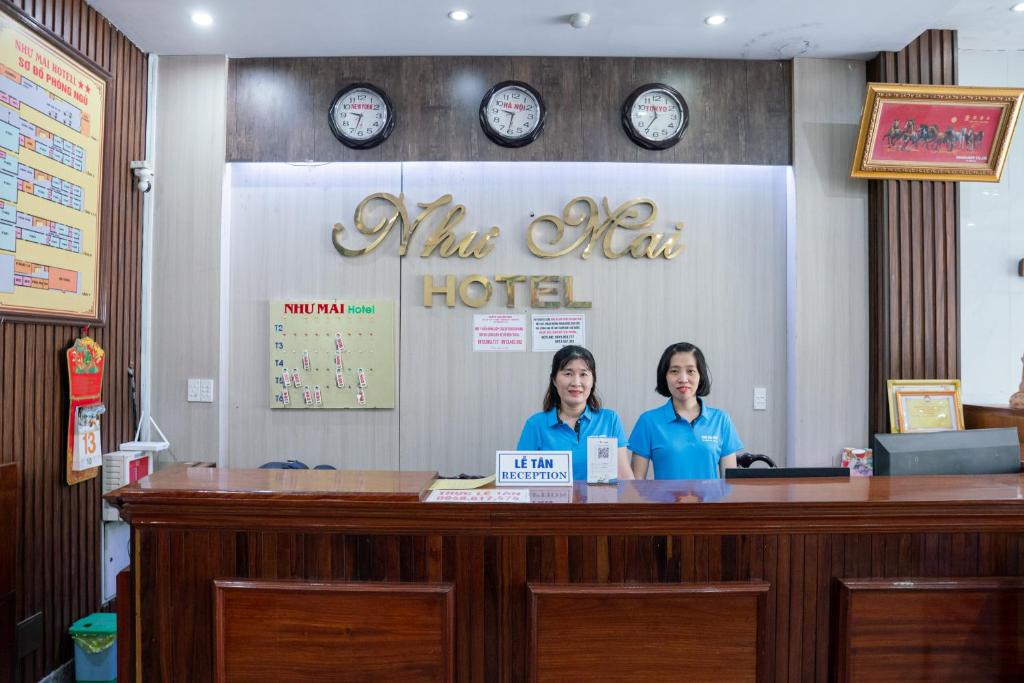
505;109;515;130
354;113;364;130
645;111;659;133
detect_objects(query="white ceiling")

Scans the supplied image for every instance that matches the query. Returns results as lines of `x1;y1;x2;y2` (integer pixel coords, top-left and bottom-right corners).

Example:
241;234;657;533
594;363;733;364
87;0;1024;60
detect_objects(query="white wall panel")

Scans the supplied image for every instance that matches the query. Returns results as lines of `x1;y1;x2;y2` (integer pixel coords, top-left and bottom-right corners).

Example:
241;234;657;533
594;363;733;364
960;50;1024;405
222;161;787;474
791;58;870;465
226;163;402;468
398;162;788;475
150;56;227;463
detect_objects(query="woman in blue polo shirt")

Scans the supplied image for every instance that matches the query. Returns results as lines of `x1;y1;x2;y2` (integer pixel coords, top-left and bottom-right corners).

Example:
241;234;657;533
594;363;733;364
518;345;633;481
630;342;743;480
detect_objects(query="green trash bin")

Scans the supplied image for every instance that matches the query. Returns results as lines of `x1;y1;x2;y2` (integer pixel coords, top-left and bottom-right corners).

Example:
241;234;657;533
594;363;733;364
68;612;116;682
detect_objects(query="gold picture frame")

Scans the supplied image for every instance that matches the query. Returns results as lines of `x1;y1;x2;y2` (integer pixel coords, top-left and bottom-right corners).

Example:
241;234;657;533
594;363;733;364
851;83;1024;182
0;4;112;324
886;379;963;433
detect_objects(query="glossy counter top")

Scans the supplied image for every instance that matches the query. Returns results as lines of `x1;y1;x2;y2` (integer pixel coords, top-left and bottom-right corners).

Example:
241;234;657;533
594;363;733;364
109;466;1024;503
111;467;440;500
106;467;1024;535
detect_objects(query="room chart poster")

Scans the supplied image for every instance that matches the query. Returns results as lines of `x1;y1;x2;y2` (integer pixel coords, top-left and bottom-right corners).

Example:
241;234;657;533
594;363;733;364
0;8;107;322
268;299;396;409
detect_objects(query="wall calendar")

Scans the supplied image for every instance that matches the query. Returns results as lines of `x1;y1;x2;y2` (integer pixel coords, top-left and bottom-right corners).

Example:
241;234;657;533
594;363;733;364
268;299;395;409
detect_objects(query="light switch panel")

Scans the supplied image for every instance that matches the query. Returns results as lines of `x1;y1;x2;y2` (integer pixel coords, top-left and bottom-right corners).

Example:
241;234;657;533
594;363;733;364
753;387;767;411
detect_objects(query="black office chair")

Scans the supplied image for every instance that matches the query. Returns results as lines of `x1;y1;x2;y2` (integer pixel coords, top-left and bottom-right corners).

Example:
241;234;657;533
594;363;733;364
737;452;777;468
259;460;336;470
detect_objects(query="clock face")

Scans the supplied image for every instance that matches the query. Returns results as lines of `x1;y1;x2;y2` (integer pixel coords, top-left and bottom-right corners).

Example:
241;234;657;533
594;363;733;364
328;84;396;149
622;84;689;150
479;81;546;147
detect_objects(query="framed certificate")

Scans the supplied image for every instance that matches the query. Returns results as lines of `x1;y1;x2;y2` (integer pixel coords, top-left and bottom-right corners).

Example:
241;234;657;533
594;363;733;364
894;390;963;433
886;379;962;433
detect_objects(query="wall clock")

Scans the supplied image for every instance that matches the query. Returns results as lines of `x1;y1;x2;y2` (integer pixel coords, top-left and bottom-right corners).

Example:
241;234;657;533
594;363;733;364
328;83;396;149
479;80;546;148
621;83;689;150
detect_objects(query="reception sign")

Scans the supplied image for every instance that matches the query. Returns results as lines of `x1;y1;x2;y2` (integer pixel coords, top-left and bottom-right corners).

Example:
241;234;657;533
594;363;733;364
496;450;572;486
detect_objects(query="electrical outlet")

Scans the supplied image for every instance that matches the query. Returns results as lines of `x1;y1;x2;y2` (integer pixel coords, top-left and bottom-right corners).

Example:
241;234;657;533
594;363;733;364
199;379;214;403
187;378;215;403
753;387;768;411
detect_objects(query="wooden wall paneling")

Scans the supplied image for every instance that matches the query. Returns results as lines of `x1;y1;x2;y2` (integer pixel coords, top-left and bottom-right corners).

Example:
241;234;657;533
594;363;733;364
115;568;133;682
0;464;15;680
498;535;527;683
512;58;584;162
579;58;638;162
0;3;147;679
868;29;960;434
397;57;512;163
455;536;487;681
120;512;1024;681
632;58;705;164
833;577;1024;682
226;56;792;164
701;60;748;165
310;56;390;162
964;404;1024;457
786;534;804;681
773;534;790;682
528;582;769;682
745;61;792;166
226;58;314;161
213;579;455;682
813;534;832;682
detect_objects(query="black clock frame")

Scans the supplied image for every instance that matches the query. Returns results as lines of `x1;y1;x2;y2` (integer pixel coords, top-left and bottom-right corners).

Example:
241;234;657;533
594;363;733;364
621;83;689;151
479;80;547;148
328;82;396;150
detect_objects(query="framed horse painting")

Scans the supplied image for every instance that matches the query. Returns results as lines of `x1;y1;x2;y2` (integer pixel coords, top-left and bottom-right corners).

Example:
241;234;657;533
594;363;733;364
851;83;1023;182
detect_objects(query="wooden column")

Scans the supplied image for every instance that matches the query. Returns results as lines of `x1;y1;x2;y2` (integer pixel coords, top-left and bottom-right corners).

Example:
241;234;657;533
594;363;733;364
0;3;148;681
0;464;16;681
868;30;959;434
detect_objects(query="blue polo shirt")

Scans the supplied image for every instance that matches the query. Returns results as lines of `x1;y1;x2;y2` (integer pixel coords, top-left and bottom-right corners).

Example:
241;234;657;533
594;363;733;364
629;398;743;480
517;406;628;481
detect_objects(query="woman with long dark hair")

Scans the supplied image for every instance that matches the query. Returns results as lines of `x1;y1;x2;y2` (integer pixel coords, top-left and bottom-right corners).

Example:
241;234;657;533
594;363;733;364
517;345;632;481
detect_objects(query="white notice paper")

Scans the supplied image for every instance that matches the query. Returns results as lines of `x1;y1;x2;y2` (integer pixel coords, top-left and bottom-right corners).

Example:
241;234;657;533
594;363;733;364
473;314;526;352
532;314;585;352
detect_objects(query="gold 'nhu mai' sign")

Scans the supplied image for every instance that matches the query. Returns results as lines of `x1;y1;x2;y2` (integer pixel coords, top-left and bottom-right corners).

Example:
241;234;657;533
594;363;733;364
331;194;685;260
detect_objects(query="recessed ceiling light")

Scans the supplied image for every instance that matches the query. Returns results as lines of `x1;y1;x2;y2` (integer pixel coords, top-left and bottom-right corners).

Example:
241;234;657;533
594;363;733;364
191;11;213;27
1013;2;1024;10
705;15;727;26
448;9;471;21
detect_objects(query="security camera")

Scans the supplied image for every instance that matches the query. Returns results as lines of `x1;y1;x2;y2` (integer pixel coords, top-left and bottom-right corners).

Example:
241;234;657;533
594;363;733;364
569;12;591;29
130;160;154;193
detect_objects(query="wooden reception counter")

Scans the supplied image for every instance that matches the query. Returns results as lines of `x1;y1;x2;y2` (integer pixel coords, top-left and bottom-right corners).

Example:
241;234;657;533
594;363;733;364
108;468;1024;682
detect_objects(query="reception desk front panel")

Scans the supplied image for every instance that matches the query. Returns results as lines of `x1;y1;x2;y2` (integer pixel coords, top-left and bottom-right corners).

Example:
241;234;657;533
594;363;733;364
109;469;1024;682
